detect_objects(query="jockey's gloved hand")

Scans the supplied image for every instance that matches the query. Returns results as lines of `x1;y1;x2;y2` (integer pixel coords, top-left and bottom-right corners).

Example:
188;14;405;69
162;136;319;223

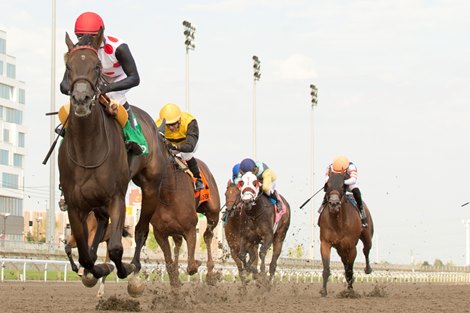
323;182;328;192
166;142;179;151
98;81;110;94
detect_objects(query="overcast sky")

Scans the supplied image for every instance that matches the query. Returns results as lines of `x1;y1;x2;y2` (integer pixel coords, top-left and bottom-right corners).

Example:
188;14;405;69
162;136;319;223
1;0;469;265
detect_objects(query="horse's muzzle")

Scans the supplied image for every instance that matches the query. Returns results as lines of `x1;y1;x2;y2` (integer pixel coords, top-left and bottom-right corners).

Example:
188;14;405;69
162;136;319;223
328;194;341;213
72;81;95;117
241;187;256;202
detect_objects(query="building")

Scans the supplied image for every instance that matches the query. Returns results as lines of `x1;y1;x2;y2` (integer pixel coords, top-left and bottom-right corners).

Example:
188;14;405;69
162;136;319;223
0;29;27;241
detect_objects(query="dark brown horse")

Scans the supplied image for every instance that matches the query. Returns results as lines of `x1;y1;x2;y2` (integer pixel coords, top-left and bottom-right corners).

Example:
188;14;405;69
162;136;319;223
131;155;220;288
237;172;290;283
64;212;131;297
58;30;162;295
223;180;258;278
319;171;374;297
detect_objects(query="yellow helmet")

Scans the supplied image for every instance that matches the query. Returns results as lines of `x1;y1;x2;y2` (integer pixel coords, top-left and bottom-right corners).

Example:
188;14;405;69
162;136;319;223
159;103;182;124
332;155;349;173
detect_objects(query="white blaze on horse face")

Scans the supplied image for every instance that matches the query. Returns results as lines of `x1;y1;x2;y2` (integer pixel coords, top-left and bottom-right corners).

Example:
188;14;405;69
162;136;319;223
240;172;260;202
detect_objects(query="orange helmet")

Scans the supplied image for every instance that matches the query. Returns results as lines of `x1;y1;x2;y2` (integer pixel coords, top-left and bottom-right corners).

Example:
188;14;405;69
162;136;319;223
332;155;349;173
159;103;182;124
74;12;104;35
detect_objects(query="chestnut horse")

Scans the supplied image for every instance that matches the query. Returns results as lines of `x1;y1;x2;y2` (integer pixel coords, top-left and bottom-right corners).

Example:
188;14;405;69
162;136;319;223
223;181;258;278
319;171;374;297
58;30;162;295
237;172;290;283
131;154;220;288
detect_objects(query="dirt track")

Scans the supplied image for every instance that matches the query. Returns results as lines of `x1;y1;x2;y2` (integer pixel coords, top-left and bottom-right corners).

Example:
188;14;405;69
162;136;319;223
2;280;470;313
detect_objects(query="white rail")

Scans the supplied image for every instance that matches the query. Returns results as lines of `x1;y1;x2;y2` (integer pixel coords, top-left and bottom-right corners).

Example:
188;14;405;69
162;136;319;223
1;258;469;284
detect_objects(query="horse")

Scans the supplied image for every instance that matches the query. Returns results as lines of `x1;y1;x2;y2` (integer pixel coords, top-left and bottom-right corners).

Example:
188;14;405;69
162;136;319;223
64;211;131;297
319;171;374;297
58;29;162;296
237;172;291;284
131;153;220;288
223;180;259;279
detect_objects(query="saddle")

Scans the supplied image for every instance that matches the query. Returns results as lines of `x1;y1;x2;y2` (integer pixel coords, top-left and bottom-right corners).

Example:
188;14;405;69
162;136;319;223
172;155;210;205
317;193;361;226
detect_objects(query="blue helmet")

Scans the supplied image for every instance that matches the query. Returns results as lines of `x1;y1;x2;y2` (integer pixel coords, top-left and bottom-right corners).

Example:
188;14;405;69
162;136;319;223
239;158;256;174
232;163;240;177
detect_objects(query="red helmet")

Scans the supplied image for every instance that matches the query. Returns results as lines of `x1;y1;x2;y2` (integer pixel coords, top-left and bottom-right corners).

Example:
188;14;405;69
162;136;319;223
74;12;104;35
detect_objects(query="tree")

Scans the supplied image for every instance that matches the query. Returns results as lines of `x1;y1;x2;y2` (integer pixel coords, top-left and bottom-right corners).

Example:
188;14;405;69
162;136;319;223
287;244;304;258
433;259;444;268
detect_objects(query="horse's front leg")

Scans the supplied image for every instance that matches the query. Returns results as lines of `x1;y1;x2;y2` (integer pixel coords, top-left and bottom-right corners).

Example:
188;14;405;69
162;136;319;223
258;236;273;277
107;196;134;279
320;240;332;297
237;238;250;284
64;236;79;273
89;209;108;264
68;208;93;271
203;210;220;285
341;247;357;290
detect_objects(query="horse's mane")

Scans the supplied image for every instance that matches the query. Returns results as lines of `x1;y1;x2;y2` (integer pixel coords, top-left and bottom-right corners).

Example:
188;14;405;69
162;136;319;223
77;34;95;46
328;172;344;190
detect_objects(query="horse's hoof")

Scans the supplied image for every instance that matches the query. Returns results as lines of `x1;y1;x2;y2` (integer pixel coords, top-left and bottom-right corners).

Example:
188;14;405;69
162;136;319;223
81;272;99;288
118;263;135;279
127;274;145;298
319;289;327;298
187;260;202;275
364;266;372;274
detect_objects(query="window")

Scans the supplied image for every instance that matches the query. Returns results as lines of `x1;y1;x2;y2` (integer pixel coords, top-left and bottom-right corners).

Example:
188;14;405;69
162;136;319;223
6;63;15;79
0;106;3;120
2;172;18;189
0;83;12;100
18;89;25;104
0;149;8;165
5;107;22;124
18;132;25;147
0;38;5;54
0;60;3;75
13;153;23;167
3;129;9;143
0;196;22;216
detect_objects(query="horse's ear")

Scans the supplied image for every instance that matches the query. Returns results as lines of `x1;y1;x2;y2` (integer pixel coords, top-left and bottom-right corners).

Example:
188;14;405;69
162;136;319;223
92;27;105;49
226;179;232;188
65;32;74;51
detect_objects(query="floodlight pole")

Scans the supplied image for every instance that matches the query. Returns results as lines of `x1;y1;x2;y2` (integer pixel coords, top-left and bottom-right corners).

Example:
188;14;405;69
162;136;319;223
183;20;196;112
252;56;260;159
47;0;57;252
309;84;318;260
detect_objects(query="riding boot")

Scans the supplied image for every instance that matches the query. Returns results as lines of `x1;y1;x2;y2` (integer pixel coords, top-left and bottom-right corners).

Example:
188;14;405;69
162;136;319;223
352;188;368;228
271;190;283;213
122;102;146;155
186;157;204;191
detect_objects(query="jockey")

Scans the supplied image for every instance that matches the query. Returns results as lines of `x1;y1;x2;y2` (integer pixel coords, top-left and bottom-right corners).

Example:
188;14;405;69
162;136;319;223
324;155;368;228
156;103;204;191
239;158;283;212
231;163;242;184
59;11;147;156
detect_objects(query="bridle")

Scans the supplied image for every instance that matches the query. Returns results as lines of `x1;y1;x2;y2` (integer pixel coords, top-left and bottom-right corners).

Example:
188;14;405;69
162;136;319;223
65;44;111;169
67;45;104;98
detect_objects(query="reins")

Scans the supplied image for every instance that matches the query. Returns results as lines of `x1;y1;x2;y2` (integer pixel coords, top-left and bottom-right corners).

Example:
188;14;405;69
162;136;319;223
66;102;111;169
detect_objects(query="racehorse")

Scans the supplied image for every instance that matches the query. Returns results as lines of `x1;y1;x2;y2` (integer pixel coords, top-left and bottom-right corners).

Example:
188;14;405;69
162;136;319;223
64;212;131;297
319;171;374;297
237;172;291;283
131;154;220;288
58;29;162;295
223;180;259;279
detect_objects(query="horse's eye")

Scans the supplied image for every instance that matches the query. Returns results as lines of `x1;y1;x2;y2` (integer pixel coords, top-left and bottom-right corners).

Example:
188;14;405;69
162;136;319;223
254;180;260;187
237;181;244;189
